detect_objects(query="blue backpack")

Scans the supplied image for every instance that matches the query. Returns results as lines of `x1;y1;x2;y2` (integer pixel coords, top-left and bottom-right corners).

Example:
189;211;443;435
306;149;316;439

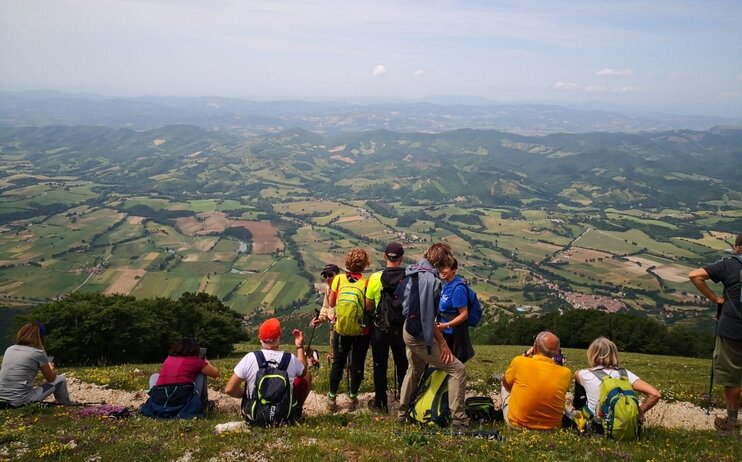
454;281;483;327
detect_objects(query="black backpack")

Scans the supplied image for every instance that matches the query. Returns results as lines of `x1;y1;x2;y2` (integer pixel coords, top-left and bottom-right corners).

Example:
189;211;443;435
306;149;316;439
241;351;298;427
377;268;406;332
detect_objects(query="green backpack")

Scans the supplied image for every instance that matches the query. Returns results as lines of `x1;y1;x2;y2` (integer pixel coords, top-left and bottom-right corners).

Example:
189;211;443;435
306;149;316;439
333;276;368;337
408;368;450;427
592;369;641;441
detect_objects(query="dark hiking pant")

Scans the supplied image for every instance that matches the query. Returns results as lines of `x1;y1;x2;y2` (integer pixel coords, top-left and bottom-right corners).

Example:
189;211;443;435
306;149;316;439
329;333;370;397
370;326;408;410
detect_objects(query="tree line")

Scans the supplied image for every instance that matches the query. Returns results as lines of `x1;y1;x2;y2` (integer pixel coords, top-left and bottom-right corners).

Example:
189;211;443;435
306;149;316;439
16;292;247;366
486;309;714;358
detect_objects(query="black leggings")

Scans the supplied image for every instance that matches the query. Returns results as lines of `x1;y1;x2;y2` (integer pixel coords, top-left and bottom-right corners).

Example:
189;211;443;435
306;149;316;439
329;333;370;396
370;326;408;409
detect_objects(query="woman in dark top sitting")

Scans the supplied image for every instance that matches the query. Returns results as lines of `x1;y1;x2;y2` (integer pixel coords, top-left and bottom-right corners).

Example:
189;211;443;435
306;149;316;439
150;338;219;409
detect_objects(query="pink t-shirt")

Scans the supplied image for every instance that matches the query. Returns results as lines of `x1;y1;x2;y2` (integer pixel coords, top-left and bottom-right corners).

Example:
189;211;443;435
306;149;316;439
156;356;207;385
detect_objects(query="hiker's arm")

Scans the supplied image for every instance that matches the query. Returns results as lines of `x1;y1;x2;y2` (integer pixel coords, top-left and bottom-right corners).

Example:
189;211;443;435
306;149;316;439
437;306;468;331
293;329;308;376
224;374;244;398
632;379;661;416
574;369;583;385
364;297;375;312
201;361;220;378
40;362;57;382
328;290;337;308
433;327;454;364
688;268;725;305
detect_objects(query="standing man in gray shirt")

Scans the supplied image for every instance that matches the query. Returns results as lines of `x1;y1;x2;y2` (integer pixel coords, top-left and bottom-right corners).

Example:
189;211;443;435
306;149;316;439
689;233;742;434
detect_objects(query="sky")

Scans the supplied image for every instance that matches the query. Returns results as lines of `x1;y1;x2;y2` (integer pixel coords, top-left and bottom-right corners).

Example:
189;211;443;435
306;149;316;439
1;0;741;117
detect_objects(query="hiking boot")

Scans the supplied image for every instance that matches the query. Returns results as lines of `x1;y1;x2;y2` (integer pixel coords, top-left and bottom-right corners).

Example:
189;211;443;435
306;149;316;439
367;398;388;414
327;398;338;414
348;396;359;411
714;416;741;434
450;421;470;435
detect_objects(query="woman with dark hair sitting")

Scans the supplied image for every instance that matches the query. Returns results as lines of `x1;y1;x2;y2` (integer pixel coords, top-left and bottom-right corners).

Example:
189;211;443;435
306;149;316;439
0;321;71;407
144;338;219;417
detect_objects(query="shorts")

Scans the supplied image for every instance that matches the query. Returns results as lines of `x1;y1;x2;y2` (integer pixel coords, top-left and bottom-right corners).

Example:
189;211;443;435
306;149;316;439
293;377;310;407
714;336;742;387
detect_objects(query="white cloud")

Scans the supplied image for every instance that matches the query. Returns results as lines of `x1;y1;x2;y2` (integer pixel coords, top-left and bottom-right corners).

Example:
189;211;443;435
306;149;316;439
372;64;387;77
586;85;642;93
553;81;580;90
596;68;634;77
413;69;425;77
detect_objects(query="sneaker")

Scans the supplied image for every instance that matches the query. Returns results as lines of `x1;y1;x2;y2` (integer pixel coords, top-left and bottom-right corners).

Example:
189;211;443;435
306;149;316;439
450;421;470;435
490;373;504;385
327;398;338;413
397;413;410;424
348;396;359;411
714;416;741;434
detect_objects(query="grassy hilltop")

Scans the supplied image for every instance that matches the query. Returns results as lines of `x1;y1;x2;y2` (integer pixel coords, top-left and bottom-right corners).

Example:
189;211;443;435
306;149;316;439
1;345;740;461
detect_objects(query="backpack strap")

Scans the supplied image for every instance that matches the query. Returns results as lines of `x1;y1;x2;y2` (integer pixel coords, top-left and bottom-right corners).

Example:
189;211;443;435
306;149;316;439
617;368;628;380
254;351;268;369
277;352;291;372
591;368;609;381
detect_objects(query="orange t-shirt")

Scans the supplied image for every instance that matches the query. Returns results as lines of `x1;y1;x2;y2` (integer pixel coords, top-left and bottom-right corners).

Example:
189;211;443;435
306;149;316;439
504;355;571;430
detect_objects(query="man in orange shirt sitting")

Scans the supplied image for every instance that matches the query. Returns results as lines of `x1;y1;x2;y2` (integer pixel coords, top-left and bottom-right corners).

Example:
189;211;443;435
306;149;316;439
501;331;571;430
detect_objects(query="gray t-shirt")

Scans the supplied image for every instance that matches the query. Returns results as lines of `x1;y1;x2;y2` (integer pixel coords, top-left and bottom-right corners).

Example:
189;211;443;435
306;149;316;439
0;345;50;406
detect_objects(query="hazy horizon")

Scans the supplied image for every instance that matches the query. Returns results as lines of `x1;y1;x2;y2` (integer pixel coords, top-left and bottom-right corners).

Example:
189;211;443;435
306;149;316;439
2;1;741;118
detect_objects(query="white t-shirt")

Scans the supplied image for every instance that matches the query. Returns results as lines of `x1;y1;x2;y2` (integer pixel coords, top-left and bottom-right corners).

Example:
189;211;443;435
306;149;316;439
233;349;305;396
577;367;640;414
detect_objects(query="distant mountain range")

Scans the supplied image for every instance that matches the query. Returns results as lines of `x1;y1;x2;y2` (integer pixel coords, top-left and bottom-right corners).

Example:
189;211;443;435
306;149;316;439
0;90;737;136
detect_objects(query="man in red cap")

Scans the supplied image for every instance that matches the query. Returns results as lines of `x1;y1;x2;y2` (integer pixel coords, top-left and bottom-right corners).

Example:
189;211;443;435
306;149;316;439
225;318;311;424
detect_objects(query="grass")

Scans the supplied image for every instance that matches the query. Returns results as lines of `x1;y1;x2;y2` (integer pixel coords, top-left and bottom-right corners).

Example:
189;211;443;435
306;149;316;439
1;345;740;461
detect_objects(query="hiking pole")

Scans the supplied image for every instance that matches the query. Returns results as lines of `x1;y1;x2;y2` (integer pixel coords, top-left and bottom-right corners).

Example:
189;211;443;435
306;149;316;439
706;302;723;415
307;309;320;350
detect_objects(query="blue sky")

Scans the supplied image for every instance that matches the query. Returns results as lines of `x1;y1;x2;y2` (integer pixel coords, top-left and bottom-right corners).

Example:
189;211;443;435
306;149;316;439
1;0;741;117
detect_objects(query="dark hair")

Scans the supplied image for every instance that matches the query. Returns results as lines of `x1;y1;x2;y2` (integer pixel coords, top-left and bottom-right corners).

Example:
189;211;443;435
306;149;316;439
170;337;200;357
736;233;742;248
451;258;458;271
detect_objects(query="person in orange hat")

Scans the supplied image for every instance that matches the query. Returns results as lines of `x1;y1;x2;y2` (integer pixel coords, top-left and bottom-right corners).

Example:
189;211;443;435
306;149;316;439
225;318;311;425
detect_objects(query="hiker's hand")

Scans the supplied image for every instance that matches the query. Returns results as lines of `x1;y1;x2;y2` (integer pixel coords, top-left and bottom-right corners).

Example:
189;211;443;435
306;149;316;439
436;322;447;331
714;295;725;305
440;344;454;364
292;328;305;347
311;318;323;327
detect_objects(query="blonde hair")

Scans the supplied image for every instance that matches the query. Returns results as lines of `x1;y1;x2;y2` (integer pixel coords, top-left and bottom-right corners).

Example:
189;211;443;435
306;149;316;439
423;242;455;270
345;248;371;273
16;322;44;350
587;337;620;368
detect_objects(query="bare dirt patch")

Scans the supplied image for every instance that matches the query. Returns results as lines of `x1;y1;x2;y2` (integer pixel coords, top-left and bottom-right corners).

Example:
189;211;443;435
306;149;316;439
336;215;365;224
329;154;355;164
104;269;145;295
175;212;230;236
230;220;284;254
153;138;166;146
62;377;719;431
190;237;219;252
261;280;275;293
126;216;146;225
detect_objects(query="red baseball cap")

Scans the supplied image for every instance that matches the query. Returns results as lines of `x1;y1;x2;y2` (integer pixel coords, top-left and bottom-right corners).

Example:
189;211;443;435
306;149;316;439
259;318;281;342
